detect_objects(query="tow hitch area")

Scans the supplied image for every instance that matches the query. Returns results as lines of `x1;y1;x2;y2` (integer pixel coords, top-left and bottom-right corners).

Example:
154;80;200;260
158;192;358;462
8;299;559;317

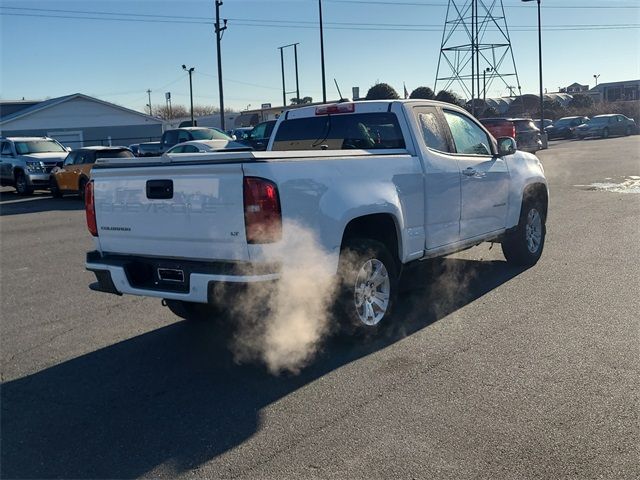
157;268;185;283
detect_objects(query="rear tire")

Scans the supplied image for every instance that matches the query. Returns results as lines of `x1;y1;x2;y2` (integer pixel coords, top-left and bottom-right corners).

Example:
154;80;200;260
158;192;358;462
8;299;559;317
335;238;398;336
78;177;87;201
501;199;546;267
163;299;221;321
14;171;33;196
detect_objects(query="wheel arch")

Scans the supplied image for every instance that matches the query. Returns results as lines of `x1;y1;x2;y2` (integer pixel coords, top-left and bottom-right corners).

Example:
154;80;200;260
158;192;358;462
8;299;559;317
523;182;549;219
340;213;402;265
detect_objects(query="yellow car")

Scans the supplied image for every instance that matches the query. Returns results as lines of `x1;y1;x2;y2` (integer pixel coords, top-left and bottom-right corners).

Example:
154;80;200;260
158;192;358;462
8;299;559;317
50;146;134;199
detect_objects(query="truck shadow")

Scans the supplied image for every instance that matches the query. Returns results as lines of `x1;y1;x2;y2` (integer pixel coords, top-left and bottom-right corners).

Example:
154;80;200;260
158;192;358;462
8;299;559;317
1;258;524;479
0;191;84;216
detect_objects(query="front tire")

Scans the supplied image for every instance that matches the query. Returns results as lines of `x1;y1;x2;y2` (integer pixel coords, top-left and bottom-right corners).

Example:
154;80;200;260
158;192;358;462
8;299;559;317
15;171;33;196
336;238;398;335
50;177;63;198
501;199;546;267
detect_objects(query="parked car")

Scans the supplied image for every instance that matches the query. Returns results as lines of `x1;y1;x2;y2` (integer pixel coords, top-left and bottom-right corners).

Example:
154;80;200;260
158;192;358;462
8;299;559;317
159;127;232;153
480;118;542;153
545;116;589;140
85;99;548;332
164;139;252;154
534;119;553;130
227;127;254;141
575;114;637;139
239;120;276;151
50;146;134;199
0;136;69;195
137;142;162;157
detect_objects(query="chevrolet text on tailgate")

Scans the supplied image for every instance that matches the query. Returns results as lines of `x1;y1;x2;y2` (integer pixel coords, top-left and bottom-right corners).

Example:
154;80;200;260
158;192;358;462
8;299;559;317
85;100;548;332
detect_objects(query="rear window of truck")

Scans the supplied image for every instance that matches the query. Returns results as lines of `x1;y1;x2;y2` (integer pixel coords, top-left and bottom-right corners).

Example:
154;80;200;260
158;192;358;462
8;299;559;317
272;112;405;151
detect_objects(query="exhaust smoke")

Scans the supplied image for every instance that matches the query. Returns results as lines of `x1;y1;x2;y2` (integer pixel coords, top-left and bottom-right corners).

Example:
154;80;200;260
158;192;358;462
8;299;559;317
221;223;338;375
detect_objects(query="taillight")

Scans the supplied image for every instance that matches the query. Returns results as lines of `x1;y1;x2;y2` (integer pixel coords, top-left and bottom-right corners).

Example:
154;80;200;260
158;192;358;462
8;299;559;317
243;177;281;244
85;181;98;236
510;124;516;138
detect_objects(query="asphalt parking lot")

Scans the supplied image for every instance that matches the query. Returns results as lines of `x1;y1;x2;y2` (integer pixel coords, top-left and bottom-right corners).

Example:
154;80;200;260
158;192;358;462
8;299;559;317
1;137;639;479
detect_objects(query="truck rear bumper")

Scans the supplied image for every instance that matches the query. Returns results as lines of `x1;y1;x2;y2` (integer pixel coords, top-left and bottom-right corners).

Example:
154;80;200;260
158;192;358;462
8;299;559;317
86;251;279;303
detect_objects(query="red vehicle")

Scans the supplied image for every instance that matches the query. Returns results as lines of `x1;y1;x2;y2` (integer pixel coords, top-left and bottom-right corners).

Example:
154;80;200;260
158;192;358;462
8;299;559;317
480;118;542;153
479;118;516;140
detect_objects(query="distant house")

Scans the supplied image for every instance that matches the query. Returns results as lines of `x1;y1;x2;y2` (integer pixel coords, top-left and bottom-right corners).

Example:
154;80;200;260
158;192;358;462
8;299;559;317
0;93;163;148
560;82;589;94
587;79;640;102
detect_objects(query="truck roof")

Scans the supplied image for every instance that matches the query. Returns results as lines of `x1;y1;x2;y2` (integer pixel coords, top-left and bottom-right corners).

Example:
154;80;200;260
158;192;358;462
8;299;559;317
282;99;465;121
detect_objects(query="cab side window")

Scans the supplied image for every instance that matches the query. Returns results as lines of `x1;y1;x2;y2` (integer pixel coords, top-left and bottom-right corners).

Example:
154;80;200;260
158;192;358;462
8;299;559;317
443;110;492;156
413;107;451;153
182;145;200;153
1;142;12;155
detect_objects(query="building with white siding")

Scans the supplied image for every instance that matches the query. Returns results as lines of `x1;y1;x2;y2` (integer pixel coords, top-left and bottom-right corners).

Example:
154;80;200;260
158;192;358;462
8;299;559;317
0;93;163;148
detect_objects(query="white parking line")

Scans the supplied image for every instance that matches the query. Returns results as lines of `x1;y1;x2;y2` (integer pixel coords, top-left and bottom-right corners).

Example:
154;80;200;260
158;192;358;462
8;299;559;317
0;196;53;205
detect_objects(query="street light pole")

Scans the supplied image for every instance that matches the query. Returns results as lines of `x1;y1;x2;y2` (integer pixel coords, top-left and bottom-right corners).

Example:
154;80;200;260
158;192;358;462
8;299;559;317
593;74;600;86
182;65;195;126
215;0;228;130
523;0;543;130
318;0;327;103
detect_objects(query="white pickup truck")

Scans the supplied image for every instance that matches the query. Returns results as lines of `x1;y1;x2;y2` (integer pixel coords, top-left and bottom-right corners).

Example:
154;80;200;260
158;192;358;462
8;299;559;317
85;100;548;331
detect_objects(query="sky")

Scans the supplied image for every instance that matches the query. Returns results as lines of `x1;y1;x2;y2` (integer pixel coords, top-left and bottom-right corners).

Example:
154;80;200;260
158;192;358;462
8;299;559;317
1;0;639;113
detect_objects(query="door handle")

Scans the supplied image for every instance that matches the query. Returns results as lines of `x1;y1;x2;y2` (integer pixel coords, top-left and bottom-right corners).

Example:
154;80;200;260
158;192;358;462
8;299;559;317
462;167;477;176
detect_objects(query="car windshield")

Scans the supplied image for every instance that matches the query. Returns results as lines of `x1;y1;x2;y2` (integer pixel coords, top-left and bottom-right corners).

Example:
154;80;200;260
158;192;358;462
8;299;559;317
190;129;231;141
14;140;66;154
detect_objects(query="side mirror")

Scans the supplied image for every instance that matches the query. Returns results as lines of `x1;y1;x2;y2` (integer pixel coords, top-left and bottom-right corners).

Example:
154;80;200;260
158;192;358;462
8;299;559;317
496;137;517;156
65;146;72;152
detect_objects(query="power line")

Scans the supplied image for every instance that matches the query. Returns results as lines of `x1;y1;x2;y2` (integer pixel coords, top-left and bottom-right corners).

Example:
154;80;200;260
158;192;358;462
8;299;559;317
326;0;639;8
1;10;637;32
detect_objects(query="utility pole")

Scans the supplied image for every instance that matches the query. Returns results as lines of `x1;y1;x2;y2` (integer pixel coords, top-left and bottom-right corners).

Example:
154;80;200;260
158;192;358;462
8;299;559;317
146;89;152;116
522;0;544;129
470;0;475;116
318;0;327;103
182;65;195;126
215;0;228;130
294;43;300;102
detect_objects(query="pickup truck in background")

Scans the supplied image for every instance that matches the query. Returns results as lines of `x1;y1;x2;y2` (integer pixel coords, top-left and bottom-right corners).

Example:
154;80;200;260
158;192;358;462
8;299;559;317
85;100;548;332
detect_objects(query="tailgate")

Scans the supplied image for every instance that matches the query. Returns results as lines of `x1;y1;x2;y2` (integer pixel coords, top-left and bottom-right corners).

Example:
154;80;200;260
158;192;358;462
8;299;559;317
92;163;249;261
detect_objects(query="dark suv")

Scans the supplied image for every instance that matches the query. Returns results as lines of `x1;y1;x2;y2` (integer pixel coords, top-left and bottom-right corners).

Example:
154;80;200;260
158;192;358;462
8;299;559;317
480;118;542;153
240;120;277;151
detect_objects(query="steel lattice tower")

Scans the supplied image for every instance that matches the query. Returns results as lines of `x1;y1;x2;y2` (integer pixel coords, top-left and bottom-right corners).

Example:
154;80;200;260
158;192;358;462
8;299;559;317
435;0;521;112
